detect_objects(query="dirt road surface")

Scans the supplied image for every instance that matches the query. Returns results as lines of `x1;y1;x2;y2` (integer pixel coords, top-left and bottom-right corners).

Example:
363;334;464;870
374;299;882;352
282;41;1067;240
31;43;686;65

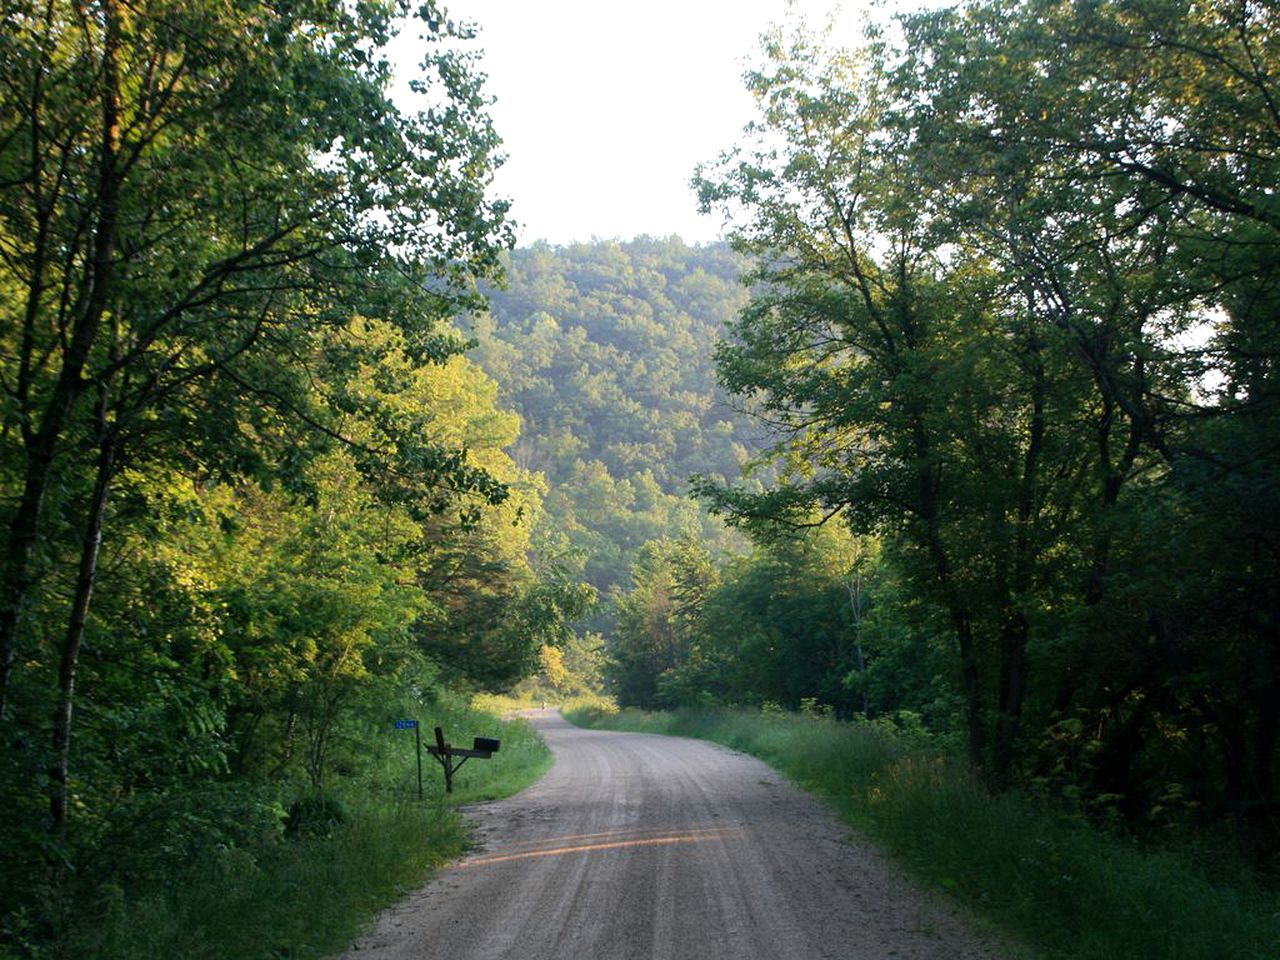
344;710;1009;960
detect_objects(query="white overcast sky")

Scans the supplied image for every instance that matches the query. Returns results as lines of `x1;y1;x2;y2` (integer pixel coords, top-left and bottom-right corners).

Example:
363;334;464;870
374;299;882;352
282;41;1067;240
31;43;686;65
395;1;881;246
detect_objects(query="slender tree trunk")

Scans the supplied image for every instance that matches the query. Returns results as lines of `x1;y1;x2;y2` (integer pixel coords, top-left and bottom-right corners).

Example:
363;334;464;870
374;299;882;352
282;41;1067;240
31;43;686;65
307;685;350;788
50;413;116;833
993;611;1029;779
229;707;265;775
953;609;986;771
913;416;988;771
992;351;1045;780
846;569;869;717
272;698;300;777
0;0;122;718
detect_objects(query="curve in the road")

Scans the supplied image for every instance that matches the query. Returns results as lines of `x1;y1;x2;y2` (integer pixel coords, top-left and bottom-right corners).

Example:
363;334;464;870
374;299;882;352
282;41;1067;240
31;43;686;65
345;710;1008;960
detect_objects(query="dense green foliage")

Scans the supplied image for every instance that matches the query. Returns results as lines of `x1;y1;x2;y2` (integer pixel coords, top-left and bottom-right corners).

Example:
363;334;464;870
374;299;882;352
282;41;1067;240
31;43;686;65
570;705;1279;960
470;240;759;595
603;529;875;715
3;0;1278;955
0;2;578;956
603;0;1280;870
59;700;549;960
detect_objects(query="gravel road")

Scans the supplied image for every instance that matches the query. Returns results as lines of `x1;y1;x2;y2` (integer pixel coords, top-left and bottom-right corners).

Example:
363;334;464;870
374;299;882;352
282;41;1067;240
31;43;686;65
343;710;1009;960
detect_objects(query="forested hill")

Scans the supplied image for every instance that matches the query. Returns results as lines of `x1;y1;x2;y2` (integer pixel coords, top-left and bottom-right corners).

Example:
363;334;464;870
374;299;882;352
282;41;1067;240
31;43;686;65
469;239;757;592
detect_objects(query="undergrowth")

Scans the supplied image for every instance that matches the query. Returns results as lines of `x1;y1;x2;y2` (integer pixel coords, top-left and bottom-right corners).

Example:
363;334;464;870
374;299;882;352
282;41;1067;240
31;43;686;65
36;697;550;960
471;689;614;718
566;704;1280;960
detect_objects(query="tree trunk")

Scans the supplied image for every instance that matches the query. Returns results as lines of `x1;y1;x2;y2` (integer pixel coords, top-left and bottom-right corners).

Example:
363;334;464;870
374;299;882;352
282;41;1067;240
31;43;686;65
846;568;870;717
992;354;1044;780
993;610;1029;781
951;608;986;771
0;0;122;718
50;407;117;834
913;416;987;772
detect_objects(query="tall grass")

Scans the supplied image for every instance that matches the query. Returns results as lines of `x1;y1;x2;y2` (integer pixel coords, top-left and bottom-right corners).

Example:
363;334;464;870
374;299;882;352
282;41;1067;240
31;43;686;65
567;705;1280;960
471;689;615;719
72;797;467;960
57;701;550;960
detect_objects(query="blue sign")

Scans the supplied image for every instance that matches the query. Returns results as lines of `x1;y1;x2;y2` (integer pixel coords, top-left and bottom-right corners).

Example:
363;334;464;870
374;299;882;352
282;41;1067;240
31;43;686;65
395;719;418;729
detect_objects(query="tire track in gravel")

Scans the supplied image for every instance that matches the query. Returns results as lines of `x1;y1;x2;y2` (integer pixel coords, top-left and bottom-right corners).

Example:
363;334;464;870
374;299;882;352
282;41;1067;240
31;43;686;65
343;709;1010;960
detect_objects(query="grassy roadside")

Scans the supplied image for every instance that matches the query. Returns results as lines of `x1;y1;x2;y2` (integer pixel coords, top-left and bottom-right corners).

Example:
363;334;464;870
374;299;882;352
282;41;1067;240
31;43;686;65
61;699;551;960
471;690;614;718
566;705;1280;960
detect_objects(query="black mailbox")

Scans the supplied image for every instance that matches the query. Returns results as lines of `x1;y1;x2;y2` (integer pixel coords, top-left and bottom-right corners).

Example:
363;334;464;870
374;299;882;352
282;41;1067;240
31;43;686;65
472;737;501;754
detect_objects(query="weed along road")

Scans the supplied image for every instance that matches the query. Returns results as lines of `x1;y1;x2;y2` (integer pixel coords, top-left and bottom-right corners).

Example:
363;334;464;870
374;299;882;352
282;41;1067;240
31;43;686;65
344;710;1007;960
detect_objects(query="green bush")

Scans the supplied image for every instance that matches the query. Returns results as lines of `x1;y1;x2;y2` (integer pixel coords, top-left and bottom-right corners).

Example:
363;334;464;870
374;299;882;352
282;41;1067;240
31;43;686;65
283;793;349;840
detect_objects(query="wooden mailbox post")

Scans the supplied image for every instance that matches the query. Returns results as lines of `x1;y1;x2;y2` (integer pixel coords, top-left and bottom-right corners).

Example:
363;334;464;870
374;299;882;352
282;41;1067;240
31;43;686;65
426;725;500;793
